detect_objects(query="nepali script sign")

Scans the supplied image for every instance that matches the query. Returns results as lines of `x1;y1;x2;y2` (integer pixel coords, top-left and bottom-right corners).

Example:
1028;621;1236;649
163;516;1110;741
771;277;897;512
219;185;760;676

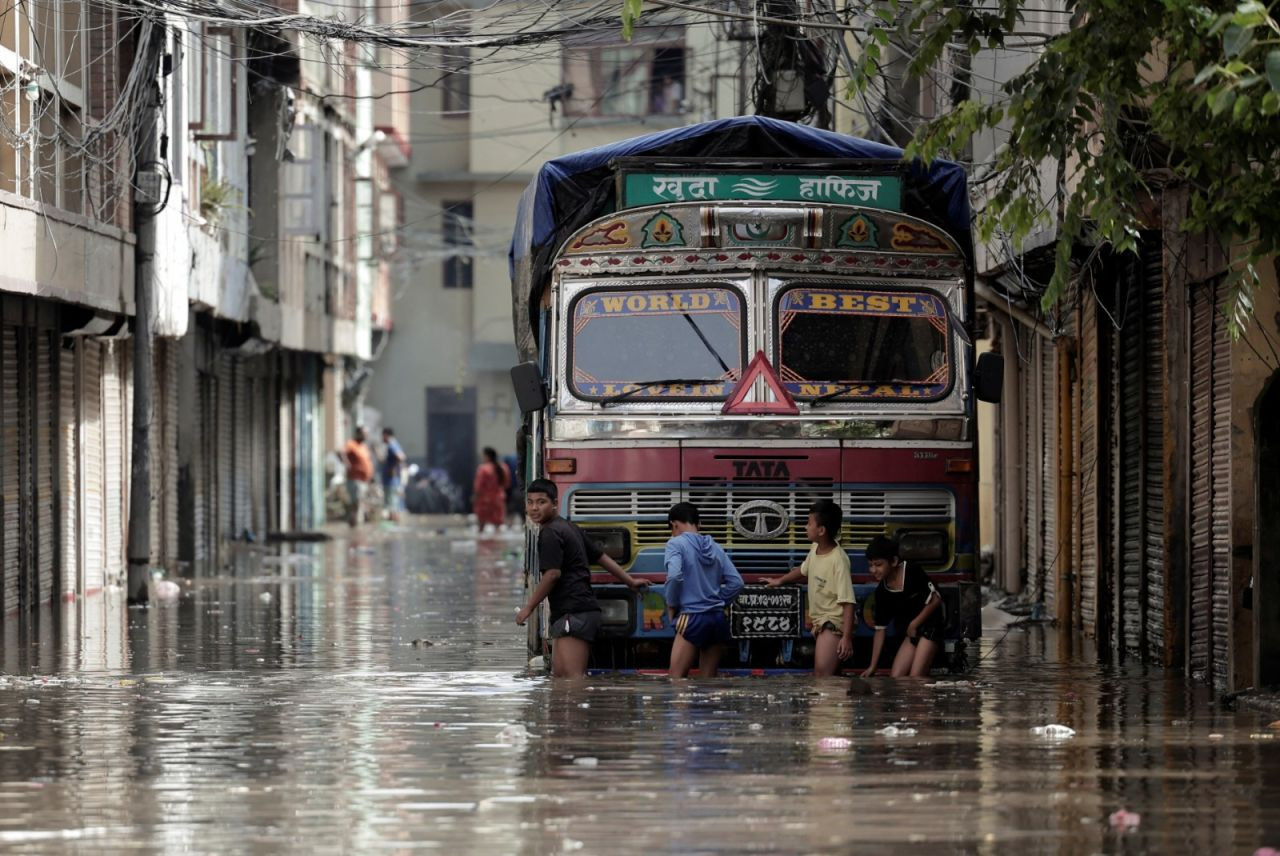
729;586;803;639
622;173;903;210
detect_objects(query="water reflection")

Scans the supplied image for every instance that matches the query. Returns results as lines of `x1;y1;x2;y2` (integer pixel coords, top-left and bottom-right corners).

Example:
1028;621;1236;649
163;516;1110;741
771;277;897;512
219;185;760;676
0;519;1277;853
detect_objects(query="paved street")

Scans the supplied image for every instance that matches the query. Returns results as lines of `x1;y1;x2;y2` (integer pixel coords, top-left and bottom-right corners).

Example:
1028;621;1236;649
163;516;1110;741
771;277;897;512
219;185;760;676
1;520;1278;854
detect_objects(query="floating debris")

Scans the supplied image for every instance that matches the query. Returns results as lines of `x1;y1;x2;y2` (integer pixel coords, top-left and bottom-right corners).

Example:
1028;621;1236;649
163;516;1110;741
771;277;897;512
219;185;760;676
1108;809;1141;831
1030;724;1076;740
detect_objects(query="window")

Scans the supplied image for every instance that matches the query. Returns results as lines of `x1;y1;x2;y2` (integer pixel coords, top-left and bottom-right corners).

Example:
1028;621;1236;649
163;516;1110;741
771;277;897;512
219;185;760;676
775;285;953;402
562;38;686;118
0;0;99;217
442;201;473;289
441;47;470;115
568;285;745;401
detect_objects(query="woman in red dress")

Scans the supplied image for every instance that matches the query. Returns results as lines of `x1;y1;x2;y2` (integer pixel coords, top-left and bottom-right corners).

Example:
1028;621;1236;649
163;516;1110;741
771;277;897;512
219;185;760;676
472;447;510;527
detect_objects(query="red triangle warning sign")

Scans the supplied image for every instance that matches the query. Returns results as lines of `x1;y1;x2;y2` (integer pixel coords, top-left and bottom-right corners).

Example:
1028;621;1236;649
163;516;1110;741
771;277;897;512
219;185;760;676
722;350;799;415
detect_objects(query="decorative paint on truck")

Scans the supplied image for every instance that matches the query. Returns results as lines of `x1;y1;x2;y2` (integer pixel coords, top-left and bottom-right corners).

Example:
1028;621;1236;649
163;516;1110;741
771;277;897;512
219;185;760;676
509;116;999;672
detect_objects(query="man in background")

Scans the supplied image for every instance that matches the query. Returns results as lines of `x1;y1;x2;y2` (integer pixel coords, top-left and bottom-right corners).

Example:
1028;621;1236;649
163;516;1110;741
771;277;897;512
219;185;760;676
344;426;373;526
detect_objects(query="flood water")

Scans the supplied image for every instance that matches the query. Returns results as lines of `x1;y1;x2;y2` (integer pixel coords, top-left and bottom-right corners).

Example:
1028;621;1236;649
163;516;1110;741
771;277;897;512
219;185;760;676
1;520;1278;854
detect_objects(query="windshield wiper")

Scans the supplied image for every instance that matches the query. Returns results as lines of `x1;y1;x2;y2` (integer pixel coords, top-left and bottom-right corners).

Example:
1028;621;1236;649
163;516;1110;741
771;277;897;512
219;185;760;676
809;379;917;408
681;312;732;375
599;378;720;406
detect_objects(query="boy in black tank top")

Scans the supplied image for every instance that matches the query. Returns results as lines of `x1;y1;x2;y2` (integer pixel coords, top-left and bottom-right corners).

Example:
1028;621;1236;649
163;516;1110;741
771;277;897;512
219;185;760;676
515;478;648;677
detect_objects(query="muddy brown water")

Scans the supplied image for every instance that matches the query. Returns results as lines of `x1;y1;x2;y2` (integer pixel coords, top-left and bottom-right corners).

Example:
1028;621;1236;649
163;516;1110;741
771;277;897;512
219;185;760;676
1;521;1278;854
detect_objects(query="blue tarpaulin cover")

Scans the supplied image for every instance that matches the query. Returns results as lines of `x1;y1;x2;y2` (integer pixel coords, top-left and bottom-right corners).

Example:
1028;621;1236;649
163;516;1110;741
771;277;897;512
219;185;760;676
509;115;971;361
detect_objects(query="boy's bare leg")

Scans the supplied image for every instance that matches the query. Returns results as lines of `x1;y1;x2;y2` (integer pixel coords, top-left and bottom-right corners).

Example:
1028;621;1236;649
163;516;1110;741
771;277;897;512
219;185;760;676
698;645;723;678
669;634;698;677
813;630;841;676
890;638;916;677
551;636;591;678
909;638;940;677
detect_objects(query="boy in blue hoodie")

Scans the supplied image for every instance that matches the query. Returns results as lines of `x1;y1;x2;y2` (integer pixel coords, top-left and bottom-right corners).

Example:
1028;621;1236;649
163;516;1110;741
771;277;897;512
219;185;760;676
664;502;744;678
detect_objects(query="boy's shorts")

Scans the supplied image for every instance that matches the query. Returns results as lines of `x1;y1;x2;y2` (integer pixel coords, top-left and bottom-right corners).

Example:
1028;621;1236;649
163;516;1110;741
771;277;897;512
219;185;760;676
675;610;732;650
910;617;946;643
549;610;602;643
814;620;843;637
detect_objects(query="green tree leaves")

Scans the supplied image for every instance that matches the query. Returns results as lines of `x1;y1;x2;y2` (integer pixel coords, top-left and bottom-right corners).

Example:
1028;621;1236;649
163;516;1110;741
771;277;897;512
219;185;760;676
840;0;1280;337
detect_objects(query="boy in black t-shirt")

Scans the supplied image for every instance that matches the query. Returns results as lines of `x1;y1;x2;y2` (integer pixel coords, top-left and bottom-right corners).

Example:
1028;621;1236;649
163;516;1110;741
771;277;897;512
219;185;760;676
515;478;648;678
861;535;944;678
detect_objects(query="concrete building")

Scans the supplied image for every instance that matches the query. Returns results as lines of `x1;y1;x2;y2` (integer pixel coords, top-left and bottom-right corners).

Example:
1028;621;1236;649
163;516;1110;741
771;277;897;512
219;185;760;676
366;4;741;502
1;0;407;620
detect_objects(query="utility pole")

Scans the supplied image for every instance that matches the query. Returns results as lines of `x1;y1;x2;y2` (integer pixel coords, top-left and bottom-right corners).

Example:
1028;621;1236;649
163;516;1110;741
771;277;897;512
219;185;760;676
127;15;165;604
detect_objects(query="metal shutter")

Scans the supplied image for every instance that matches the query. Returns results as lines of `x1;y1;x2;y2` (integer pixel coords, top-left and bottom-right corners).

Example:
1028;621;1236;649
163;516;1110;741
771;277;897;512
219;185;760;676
279;366;294;532
1113;273;1143;654
1188;281;1211;681
1141;246;1166;661
35;330;56;606
1079;293;1100;634
83;341;105;594
1023;330;1042;602
2;325;19;613
192;369;210;562
149;339;180;566
1209;281;1232;688
102;340;126;586
1041;339;1058;612
233;357;250;538
217;353;234;540
60;343;79;599
297;358;316;530
163;340;180;563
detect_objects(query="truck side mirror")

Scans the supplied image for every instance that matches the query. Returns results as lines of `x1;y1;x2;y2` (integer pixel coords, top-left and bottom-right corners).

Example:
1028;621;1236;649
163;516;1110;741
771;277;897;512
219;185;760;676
974;352;1004;404
511;362;548;413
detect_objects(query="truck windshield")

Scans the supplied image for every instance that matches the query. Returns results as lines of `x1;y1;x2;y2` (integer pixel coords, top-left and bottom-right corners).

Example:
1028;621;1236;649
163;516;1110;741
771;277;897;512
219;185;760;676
776;285;952;402
569;285;744;401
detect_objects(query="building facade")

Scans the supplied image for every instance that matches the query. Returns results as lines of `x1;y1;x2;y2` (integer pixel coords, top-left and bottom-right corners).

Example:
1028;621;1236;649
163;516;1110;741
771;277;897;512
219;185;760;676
1;0;407;619
366;4;741;502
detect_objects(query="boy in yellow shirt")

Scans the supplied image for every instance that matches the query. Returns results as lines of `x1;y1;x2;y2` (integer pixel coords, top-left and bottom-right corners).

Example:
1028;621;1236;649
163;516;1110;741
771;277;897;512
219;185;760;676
766;500;855;676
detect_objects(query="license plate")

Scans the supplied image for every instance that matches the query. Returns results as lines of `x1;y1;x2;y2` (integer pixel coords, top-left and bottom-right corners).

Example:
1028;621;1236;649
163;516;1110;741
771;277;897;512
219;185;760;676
729;586;802;638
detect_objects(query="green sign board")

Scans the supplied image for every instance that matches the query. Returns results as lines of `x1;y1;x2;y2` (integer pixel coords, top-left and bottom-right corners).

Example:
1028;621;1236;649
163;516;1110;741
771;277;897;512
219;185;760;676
622;172;902;210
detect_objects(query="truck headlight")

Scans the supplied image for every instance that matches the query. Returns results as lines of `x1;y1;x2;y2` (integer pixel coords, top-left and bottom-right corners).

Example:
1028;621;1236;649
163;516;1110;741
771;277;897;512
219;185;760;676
585;527;631;564
897;529;949;562
598;597;632;627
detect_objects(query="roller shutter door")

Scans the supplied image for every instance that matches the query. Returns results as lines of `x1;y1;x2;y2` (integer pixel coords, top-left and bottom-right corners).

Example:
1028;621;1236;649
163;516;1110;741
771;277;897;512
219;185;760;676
1112;271;1143;655
1079;294;1100;634
217;354;234;540
1040;339;1058;612
2;325;19;613
1141;246;1166;661
1023;330;1042;602
35;330;56;606
149;339;180;566
1209;283;1232;688
192;368;212;562
102;341;126;586
233;357;250;538
82;341;105;594
1188;279;1232;686
60;343;78;599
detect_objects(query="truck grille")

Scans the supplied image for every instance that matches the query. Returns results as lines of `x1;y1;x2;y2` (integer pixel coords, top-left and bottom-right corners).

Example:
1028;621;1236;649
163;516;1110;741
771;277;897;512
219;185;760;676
568;487;954;549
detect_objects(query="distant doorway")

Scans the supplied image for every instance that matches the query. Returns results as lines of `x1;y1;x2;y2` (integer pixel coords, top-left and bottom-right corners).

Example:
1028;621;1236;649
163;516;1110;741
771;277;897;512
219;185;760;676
1258;372;1280;687
426;387;477;510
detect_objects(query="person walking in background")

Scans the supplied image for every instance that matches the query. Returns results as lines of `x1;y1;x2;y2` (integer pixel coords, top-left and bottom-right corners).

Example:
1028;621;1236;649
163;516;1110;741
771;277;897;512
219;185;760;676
343;426;373;527
380;427;407;523
473;447;510;529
